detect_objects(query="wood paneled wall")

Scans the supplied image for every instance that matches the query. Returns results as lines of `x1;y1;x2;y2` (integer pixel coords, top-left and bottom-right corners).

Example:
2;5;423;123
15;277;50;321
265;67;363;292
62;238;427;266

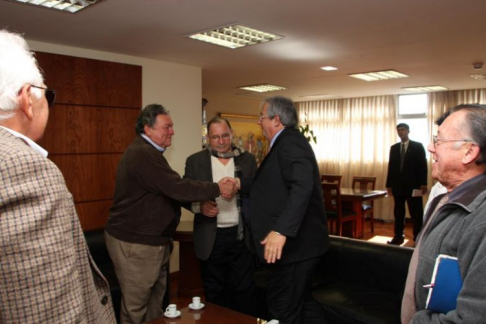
36;52;142;231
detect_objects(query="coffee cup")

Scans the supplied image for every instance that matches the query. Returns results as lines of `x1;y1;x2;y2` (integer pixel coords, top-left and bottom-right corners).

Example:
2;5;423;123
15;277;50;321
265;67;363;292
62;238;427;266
166;304;177;316
192;296;201;308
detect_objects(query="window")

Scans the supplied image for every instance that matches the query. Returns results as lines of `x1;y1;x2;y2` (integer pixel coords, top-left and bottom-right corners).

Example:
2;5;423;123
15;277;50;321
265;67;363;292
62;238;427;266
397;94;430;155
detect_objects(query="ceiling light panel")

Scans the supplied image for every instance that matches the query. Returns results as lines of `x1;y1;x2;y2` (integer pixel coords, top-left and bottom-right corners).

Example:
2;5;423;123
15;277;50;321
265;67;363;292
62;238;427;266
349;70;409;81
5;0;104;13
239;84;286;93
402;86;448;92
321;66;338;71
470;73;486;80
187;24;284;49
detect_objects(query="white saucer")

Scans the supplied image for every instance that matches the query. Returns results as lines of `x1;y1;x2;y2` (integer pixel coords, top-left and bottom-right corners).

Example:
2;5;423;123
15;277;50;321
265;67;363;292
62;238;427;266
164;310;181;318
188;302;205;310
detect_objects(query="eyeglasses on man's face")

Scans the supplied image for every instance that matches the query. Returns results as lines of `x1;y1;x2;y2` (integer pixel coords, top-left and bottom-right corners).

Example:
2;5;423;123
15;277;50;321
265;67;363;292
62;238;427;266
259;113;270;122
209;133;231;141
432;135;475;147
31;85;56;108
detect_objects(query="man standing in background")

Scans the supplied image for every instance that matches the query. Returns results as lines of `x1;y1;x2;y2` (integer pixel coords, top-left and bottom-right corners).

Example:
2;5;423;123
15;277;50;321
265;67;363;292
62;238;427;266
184;116;258;316
0;29;116;323
386;123;427;245
105;105;237;323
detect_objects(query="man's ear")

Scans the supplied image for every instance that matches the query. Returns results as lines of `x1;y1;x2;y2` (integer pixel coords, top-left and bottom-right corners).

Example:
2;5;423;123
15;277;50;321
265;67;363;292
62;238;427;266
273;114;282;126
17;85;34;120
463;144;480;165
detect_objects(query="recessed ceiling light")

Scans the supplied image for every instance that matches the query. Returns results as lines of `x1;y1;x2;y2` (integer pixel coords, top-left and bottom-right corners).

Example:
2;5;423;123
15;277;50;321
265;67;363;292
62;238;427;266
239;84;286;93
470;73;486;80
402;86;448;92
186;24;283;49
349;70;409;82
5;0;105;13
321;66;338;71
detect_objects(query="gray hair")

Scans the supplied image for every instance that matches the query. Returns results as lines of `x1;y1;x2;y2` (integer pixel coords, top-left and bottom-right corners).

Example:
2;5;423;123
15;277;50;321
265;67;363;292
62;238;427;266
261;96;298;128
135;104;170;134
0;29;44;122
448;104;486;165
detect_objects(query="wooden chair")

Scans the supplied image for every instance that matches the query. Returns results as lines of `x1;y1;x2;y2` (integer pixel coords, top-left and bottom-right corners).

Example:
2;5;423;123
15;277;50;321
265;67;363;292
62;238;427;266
352;176;377;233
322;183;358;238
320;174;342;187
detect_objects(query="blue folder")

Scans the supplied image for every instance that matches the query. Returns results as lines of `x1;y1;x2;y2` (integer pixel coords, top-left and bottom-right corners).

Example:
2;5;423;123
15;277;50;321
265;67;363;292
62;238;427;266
425;255;462;313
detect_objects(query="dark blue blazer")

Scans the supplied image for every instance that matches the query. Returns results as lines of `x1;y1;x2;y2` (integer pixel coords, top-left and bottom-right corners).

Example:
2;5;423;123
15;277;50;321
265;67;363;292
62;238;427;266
242;128;329;264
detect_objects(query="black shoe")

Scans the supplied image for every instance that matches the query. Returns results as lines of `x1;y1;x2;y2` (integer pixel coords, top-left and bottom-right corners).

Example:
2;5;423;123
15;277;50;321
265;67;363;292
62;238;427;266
387;236;404;245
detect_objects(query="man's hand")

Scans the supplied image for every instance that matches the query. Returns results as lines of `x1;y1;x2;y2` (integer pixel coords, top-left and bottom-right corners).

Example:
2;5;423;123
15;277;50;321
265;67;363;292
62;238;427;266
261;231;287;264
201;200;219;217
218;177;238;199
386;188;393;196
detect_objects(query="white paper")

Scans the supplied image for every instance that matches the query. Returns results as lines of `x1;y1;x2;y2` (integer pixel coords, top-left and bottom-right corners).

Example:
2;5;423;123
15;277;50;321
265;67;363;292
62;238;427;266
412;189;424;197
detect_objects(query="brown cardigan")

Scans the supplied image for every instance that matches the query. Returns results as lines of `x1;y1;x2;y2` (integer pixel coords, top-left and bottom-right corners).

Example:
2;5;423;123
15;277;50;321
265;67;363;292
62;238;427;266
106;135;220;246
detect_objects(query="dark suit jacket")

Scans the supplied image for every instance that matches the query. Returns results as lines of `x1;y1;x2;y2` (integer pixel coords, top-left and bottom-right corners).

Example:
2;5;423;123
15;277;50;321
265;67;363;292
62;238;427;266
241;128;329;264
184;149;257;260
386;140;427;196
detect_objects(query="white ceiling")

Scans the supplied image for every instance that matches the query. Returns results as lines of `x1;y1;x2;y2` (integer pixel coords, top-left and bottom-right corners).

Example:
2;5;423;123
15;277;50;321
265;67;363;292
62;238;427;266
1;0;486;101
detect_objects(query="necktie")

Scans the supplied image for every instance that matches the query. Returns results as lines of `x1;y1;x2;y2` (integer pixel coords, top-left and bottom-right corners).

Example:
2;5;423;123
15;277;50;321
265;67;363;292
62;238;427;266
401;194;449;324
400;143;406;172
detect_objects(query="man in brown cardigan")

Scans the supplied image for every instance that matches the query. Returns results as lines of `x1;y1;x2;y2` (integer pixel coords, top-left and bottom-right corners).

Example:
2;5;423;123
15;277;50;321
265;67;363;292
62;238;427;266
105;104;237;323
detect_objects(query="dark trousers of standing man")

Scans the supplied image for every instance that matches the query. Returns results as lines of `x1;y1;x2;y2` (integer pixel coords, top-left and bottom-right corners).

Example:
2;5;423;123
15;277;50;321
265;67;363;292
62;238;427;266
393;195;424;241
266;257;325;324
199;226;257;316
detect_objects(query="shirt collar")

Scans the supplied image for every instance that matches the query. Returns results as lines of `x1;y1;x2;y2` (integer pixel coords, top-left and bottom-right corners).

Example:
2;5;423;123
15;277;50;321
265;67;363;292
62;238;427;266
141;133;165;152
270;128;285;148
0;126;48;158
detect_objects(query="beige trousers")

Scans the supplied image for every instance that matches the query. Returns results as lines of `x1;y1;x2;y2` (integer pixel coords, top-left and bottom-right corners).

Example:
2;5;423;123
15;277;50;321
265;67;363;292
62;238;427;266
105;232;171;324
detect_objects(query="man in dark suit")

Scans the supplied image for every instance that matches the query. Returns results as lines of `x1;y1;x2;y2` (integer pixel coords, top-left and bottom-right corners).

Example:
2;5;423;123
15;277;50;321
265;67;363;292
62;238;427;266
240;96;329;324
184;117;258;315
386;123;427;245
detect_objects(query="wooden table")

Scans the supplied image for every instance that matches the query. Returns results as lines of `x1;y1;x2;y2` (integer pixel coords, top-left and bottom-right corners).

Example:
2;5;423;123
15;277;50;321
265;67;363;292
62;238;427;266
173;220;203;298
340;188;388;238
145;302;262;324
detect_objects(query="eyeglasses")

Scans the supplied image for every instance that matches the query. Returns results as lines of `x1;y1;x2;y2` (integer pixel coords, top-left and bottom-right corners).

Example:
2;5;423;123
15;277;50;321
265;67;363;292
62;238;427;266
432;135;476;147
210;133;231;141
259;114;270;122
31;85;56;108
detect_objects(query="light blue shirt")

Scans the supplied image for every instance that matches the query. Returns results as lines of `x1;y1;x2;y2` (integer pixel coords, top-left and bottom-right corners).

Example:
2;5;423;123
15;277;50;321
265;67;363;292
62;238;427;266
141;133;165;152
270;128;285;148
0;126;48;157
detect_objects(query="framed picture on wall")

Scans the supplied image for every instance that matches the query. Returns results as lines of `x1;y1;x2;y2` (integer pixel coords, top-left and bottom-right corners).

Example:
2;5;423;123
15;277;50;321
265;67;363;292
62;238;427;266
219;113;268;165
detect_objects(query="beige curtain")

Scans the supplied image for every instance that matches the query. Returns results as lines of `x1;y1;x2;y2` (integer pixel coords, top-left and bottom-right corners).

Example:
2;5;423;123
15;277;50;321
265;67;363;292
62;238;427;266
297;95;397;221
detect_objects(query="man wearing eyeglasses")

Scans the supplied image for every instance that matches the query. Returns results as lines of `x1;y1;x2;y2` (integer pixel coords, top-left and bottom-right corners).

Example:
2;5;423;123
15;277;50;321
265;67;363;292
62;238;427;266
386;123;428;245
239;96;329;324
0;30;116;322
183;117;258;316
401;104;486;323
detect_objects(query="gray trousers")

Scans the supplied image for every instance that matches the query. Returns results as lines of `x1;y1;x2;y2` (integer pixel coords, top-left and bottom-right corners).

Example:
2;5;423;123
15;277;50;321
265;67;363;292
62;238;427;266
105;232;170;324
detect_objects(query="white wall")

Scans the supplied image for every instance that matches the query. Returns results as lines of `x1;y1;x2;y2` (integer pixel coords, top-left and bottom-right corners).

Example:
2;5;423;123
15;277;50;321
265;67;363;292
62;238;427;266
27;40;202;273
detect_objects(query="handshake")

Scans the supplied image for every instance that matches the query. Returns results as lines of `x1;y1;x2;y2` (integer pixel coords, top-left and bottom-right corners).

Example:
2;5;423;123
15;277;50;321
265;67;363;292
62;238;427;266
217;177;241;199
